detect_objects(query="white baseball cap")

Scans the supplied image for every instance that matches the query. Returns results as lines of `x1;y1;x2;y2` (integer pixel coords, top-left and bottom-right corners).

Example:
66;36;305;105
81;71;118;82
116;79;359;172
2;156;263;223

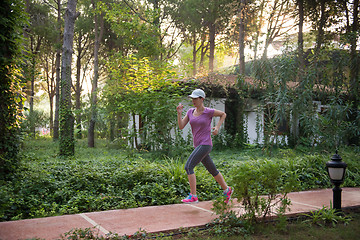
188;89;205;99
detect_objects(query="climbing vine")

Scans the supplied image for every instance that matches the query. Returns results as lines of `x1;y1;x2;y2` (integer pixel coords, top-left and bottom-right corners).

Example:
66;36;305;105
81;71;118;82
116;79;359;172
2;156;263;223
0;0;27;178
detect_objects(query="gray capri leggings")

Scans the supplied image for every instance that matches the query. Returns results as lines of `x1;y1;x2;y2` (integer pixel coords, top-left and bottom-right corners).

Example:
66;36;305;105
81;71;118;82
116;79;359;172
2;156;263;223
184;145;219;177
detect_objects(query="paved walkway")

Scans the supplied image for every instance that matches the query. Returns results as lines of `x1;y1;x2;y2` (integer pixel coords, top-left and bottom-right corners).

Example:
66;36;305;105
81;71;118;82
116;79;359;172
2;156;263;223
0;187;359;240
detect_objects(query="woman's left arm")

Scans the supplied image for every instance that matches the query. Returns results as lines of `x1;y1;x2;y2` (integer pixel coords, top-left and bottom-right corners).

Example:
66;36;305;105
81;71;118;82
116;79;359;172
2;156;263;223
212;109;226;135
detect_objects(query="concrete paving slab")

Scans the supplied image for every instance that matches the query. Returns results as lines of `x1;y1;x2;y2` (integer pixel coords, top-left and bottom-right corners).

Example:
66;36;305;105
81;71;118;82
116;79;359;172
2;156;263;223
287;188;360;214
342;188;360;206
85;203;217;236
0;214;92;240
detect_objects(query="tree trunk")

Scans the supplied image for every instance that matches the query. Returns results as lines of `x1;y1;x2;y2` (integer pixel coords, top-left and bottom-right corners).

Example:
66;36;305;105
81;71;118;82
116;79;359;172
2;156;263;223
152;0;161;61
208;22;216;72
350;0;359;104
132;113;138;149
29;36;43;137
253;0;265;60
42;52;55;136
49;95;54;136
88;0;104;148
315;0;326;54
53;0;62;141
54;47;61;140
50;55;56;136
75;40;82;139
238;0;246;75
59;0;78;156
290;0;305;146
349;0;359;145
109;116;115;141
29;53;35;136
199;37;208;72
297;0;304;79
192;34;197;76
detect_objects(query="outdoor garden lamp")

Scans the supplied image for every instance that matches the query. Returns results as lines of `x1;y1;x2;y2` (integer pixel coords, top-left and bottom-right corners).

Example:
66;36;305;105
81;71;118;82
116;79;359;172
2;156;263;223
326;151;347;210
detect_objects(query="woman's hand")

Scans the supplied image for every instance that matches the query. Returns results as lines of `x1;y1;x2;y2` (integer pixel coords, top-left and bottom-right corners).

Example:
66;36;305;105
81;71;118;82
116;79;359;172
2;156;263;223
212;127;219;135
212;109;226;136
176;103;184;115
177;103;189;129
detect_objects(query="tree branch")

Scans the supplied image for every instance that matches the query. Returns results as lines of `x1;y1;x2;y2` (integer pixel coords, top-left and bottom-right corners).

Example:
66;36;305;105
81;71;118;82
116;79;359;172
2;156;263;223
123;0;151;23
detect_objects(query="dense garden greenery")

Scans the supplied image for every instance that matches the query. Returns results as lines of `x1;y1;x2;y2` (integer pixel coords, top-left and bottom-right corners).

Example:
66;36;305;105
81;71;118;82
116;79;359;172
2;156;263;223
1;138;359;222
1;5;359;240
0;0;27;179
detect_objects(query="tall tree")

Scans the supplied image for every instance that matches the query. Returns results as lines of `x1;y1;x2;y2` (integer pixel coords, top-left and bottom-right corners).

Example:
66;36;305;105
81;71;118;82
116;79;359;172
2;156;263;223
289;0;305;145
88;0;104;148
238;0;247;75
349;0;359;145
205;0;238;72
39;39;57;136
73;7;93;139
54;0;63;141
23;0;54;136
105;1;163;58
297;0;305;79
40;0;63;140
59;0;79;156
252;0;266;60
262;0;295;59
166;0;208;75
315;0;326;54
168;0;237;73
305;0;340;54
0;0;27;178
312;0;327;54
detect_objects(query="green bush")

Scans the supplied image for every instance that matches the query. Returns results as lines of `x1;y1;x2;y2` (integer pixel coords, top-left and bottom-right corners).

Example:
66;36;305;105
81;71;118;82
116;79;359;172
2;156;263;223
209;147;359;235
229;158;296;223
1;140;359;222
0;139;220;221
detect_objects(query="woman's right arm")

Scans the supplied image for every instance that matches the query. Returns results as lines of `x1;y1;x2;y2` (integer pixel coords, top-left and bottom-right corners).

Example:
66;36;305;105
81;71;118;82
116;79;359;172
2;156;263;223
177;103;189;129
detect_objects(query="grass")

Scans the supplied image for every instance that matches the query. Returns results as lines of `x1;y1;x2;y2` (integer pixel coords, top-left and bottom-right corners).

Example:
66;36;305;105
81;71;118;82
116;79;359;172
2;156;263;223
1;138;359;219
2;137;359;239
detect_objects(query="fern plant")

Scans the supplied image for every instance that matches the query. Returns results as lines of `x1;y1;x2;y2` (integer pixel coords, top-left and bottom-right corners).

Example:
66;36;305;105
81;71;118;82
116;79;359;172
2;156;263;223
302;205;352;227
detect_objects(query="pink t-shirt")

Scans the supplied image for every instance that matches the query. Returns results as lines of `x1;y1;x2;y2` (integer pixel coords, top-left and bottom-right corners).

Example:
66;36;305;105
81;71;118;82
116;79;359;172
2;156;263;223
187;107;215;147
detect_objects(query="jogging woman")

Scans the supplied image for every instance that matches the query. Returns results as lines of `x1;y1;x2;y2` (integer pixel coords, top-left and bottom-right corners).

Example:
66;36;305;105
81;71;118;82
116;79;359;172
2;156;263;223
176;89;233;203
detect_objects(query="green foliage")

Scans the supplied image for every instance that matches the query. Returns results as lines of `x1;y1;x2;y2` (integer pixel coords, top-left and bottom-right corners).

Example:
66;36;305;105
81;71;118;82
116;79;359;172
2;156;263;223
1;140;359;222
207;147;356;236
230;158;296;224
212;130;247;150
0;0;27;179
302;206;352;227
248;48;360;150
0;139;218;221
60;227;129;240
21;109;49;136
299;98;356;149
104;55;182;153
208;209;249;237
61;227;155;239
104;2;162;59
59;107;75;157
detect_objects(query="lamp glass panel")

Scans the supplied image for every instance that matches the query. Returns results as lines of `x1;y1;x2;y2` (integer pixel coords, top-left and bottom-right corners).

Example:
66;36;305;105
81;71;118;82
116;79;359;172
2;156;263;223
328;167;344;180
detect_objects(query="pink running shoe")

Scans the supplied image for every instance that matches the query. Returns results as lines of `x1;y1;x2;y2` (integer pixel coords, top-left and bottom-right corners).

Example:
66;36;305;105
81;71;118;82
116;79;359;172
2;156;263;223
224;187;233;204
181;193;199;203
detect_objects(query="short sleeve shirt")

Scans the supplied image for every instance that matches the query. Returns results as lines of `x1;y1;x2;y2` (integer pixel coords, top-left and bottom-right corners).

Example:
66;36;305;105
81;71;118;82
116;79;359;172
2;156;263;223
187;107;215;147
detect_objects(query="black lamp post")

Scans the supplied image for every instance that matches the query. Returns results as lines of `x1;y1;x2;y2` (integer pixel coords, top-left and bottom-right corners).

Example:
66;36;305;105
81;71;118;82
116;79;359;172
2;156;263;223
326;151;347;210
